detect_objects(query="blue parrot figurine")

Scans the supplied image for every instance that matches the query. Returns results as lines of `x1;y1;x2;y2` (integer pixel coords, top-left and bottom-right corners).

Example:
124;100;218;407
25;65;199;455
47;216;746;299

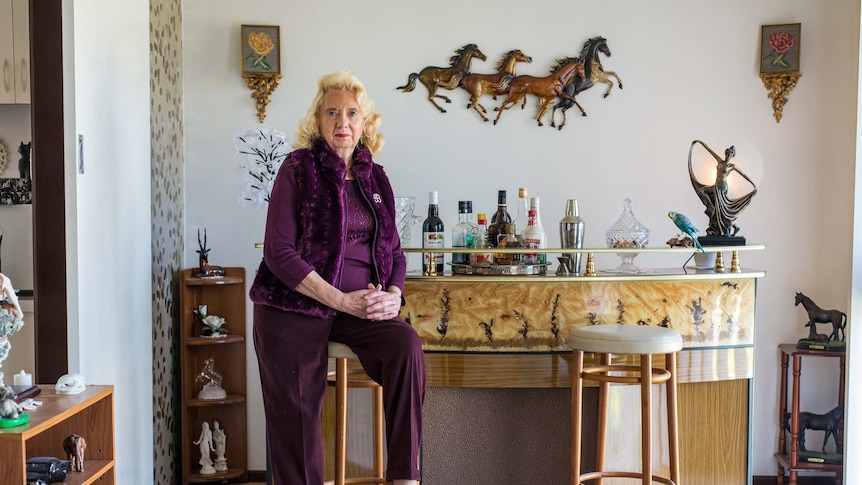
668;211;705;253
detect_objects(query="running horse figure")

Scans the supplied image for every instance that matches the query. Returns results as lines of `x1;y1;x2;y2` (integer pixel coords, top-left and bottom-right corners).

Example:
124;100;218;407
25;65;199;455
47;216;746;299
794;292;847;342
550;36;624;130
459;49;533;122
493;57;585;127
397;44;487;113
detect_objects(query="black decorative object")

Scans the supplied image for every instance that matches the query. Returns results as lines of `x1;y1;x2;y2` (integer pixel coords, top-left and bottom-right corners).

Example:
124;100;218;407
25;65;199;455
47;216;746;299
17;142;30;183
794;292;847;350
0;178;31;205
195;229;225;278
783;405;843;454
26;456;71;483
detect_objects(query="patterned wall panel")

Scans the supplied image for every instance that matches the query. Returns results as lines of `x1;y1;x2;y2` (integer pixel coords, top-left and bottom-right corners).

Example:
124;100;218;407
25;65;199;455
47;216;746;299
151;0;184;483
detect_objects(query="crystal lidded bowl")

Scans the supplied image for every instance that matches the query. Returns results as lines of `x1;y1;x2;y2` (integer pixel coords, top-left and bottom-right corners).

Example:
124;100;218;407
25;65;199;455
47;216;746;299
605;198;650;273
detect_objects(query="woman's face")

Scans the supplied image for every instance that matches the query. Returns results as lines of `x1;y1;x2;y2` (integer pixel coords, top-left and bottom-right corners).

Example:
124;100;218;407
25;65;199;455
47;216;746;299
317;89;364;156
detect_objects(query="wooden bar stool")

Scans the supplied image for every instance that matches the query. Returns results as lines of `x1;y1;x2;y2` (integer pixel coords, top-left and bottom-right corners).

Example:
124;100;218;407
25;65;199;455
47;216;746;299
324;342;387;485
569;324;683;485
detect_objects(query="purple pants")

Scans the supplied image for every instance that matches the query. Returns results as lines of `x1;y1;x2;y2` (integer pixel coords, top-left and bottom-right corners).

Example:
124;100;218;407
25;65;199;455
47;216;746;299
254;304;426;484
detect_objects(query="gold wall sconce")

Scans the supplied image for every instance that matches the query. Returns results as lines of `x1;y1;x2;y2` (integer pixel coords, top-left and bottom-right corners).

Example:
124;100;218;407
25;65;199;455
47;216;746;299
241;25;282;123
759;23;801;123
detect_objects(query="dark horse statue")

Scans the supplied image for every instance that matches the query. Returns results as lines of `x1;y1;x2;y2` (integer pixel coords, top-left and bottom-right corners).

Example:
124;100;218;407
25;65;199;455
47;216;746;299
794;292;846;342
784;405;843;453
396;44;487;113
550;36;623;130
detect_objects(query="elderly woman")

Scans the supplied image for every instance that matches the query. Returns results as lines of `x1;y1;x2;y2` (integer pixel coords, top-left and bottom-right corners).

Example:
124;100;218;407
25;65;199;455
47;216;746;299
250;70;425;485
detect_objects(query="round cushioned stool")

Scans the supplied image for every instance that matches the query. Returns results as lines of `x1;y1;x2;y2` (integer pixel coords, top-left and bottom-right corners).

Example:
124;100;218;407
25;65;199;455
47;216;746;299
569;324;683;485
324;342;386;485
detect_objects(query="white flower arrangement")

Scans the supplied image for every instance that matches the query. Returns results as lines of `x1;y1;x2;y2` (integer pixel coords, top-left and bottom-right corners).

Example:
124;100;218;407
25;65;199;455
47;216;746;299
193;305;228;338
235;125;290;209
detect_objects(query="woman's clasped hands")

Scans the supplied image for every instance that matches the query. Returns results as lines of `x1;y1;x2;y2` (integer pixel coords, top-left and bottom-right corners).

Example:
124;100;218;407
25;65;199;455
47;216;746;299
340;283;401;321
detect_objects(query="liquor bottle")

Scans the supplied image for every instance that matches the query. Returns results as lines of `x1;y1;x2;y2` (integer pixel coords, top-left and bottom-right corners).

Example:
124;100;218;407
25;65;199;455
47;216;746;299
495;223;520;265
466;201;479;245
529;196;547;263
514;187;529;237
452;201;475;265
488;190;512;248
521;210;546;265
422;191;445;275
560;199;585;275
470;213;494;266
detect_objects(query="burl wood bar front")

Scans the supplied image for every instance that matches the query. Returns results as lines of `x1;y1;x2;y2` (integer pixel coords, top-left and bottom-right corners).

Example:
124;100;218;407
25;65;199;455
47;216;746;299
403;248;764;485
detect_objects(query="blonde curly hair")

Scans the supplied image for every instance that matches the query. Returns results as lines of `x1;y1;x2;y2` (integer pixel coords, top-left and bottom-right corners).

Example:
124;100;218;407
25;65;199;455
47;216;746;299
294;70;384;156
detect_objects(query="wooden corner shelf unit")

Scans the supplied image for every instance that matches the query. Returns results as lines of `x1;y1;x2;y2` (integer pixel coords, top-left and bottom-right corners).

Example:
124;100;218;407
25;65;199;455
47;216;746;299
0;385;115;484
180;267;248;484
775;344;845;485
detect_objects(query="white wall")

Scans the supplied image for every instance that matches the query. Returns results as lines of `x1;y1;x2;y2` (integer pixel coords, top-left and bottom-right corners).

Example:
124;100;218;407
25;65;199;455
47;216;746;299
68;0;153;483
846;8;862;480
183;0;860;477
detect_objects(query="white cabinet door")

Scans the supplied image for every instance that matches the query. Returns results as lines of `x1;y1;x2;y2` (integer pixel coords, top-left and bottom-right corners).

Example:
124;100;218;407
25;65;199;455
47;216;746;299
11;0;28;104
0;0;15;104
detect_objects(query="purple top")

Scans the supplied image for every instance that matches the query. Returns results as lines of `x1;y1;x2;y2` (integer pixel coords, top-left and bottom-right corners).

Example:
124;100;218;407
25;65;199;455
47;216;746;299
340;180;374;292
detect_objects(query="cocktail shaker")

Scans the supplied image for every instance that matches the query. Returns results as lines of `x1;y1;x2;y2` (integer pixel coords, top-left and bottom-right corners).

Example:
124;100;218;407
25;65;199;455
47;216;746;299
559;199;585;275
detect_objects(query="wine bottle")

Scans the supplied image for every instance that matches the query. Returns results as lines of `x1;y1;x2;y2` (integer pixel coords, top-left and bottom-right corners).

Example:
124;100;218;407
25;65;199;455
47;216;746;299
422;191;445;275
487;190;512;248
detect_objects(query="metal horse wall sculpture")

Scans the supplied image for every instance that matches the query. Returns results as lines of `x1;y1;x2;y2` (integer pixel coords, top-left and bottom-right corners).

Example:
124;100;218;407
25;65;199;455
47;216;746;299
399;38;621;127
492;57;585;127
550;36;623;130
459;49;533;122
396;44;487;113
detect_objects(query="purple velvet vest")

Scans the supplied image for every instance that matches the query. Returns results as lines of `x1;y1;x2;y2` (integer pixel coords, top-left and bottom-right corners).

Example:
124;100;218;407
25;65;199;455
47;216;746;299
249;138;402;319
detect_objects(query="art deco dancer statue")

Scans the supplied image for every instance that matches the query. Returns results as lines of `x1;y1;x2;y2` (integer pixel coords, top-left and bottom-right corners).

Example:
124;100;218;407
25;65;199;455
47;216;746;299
688;140;758;238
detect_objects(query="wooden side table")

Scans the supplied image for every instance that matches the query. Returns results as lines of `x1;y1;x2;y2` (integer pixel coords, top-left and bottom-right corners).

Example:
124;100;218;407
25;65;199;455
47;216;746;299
775;344;844;485
0;385;115;484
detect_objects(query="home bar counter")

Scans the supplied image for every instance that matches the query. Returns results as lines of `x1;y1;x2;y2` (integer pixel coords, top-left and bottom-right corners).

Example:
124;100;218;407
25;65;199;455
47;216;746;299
402;246;764;485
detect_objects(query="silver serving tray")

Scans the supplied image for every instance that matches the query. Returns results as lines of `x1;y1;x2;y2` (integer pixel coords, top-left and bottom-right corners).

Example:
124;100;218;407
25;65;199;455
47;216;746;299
450;263;548;276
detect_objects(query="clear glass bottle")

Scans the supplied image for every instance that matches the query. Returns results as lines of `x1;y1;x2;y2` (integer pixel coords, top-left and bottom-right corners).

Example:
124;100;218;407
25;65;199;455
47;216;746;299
514;187;529;237
488;190;512;248
495;223;520;265
521;209;546;265
466;201;479;245
452;201;475;265
470;213;494;266
422;191;445;275
529;196;546;263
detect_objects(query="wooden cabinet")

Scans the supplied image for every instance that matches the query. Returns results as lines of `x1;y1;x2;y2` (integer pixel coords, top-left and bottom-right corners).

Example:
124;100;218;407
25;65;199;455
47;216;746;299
0;385;115;484
180;267;248;484
0;0;30;104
